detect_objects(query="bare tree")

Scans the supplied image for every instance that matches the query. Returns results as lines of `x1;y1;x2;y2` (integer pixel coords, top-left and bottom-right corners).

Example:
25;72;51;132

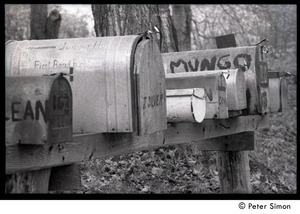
170;4;192;51
30;4;61;40
30;4;48;39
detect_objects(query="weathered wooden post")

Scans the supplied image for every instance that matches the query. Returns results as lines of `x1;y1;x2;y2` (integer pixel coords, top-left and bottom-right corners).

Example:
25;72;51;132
215;35;252;193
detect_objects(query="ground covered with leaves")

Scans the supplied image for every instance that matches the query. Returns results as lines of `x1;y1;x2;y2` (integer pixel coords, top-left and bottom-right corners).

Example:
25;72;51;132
52;77;296;194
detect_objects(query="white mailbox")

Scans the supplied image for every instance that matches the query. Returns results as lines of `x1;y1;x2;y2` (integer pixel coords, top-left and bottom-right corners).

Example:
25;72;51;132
166;88;206;123
166;71;228;119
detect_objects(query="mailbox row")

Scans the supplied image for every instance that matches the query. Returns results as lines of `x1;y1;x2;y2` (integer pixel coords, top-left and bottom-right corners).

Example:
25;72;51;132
5;35;285;145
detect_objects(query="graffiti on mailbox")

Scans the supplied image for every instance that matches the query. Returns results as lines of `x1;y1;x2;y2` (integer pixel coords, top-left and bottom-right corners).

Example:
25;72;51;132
52;93;70;128
34;59;85;70
169;53;252;73
7;93;70;128
57;40;105;51
143;93;164;109
10;100;48;123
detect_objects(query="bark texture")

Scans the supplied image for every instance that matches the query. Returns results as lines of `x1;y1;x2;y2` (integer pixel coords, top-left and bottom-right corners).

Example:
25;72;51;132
170;5;191;51
30;4;61;40
91;4;184;53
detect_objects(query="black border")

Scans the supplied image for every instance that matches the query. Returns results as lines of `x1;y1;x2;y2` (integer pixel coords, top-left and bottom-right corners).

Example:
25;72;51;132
2;2;299;200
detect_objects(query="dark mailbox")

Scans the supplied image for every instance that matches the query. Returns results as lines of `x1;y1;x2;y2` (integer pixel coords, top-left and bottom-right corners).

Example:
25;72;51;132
6;75;72;145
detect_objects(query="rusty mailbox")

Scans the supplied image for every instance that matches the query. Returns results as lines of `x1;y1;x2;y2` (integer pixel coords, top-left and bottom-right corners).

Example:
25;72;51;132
166;71;228;119
5;75;72;145
162;45;269;115
5;36;167;135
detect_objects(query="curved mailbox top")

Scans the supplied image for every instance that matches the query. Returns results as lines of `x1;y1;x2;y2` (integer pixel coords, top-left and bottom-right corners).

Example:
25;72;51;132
5;35;144;133
5;75;72;145
6;35;142;76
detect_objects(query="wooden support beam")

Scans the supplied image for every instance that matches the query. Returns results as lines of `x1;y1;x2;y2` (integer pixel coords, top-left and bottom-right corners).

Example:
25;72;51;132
6;115;269;175
49;164;82;192
216;151;251;193
196;131;255;151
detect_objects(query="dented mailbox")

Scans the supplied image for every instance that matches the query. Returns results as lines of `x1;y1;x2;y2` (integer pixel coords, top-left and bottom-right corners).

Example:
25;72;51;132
5;36;167;135
5;75;72;145
166;71;228;119
162;45;269;115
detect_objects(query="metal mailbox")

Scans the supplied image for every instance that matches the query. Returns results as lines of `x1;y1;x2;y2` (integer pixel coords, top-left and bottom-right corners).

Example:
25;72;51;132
5;75;72;145
267;71;285;113
162;45;269;115
5;35;167;135
166;88;206;123
166;71;228;119
222;68;247;112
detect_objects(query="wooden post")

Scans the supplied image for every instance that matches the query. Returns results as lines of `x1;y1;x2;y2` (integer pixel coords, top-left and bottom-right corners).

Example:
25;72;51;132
215;34;252;194
5;168;51;193
49;164;82;192
216;150;251;193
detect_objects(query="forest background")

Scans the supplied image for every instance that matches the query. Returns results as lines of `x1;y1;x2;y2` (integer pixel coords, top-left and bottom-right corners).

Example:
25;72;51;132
5;4;297;193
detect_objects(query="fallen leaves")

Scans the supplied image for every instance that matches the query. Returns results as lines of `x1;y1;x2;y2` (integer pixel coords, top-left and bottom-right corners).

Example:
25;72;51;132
77;77;297;194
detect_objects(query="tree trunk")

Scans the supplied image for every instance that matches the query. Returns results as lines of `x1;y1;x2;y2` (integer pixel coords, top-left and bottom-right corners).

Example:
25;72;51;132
30;4;61;40
30;4;48;39
91;4;180;53
45;9;61;39
170;5;191;51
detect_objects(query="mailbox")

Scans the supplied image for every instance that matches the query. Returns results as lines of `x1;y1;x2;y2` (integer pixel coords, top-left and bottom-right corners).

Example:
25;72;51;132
162;45;269;115
5;75;72;145
5;35;167;135
166;71;228;119
166;88;206;123
222;68;247;112
267;71;285;113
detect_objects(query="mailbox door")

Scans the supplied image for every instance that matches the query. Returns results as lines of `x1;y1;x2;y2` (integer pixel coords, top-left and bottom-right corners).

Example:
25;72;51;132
48;76;73;143
223;69;247;111
134;38;167;135
255;47;269;114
